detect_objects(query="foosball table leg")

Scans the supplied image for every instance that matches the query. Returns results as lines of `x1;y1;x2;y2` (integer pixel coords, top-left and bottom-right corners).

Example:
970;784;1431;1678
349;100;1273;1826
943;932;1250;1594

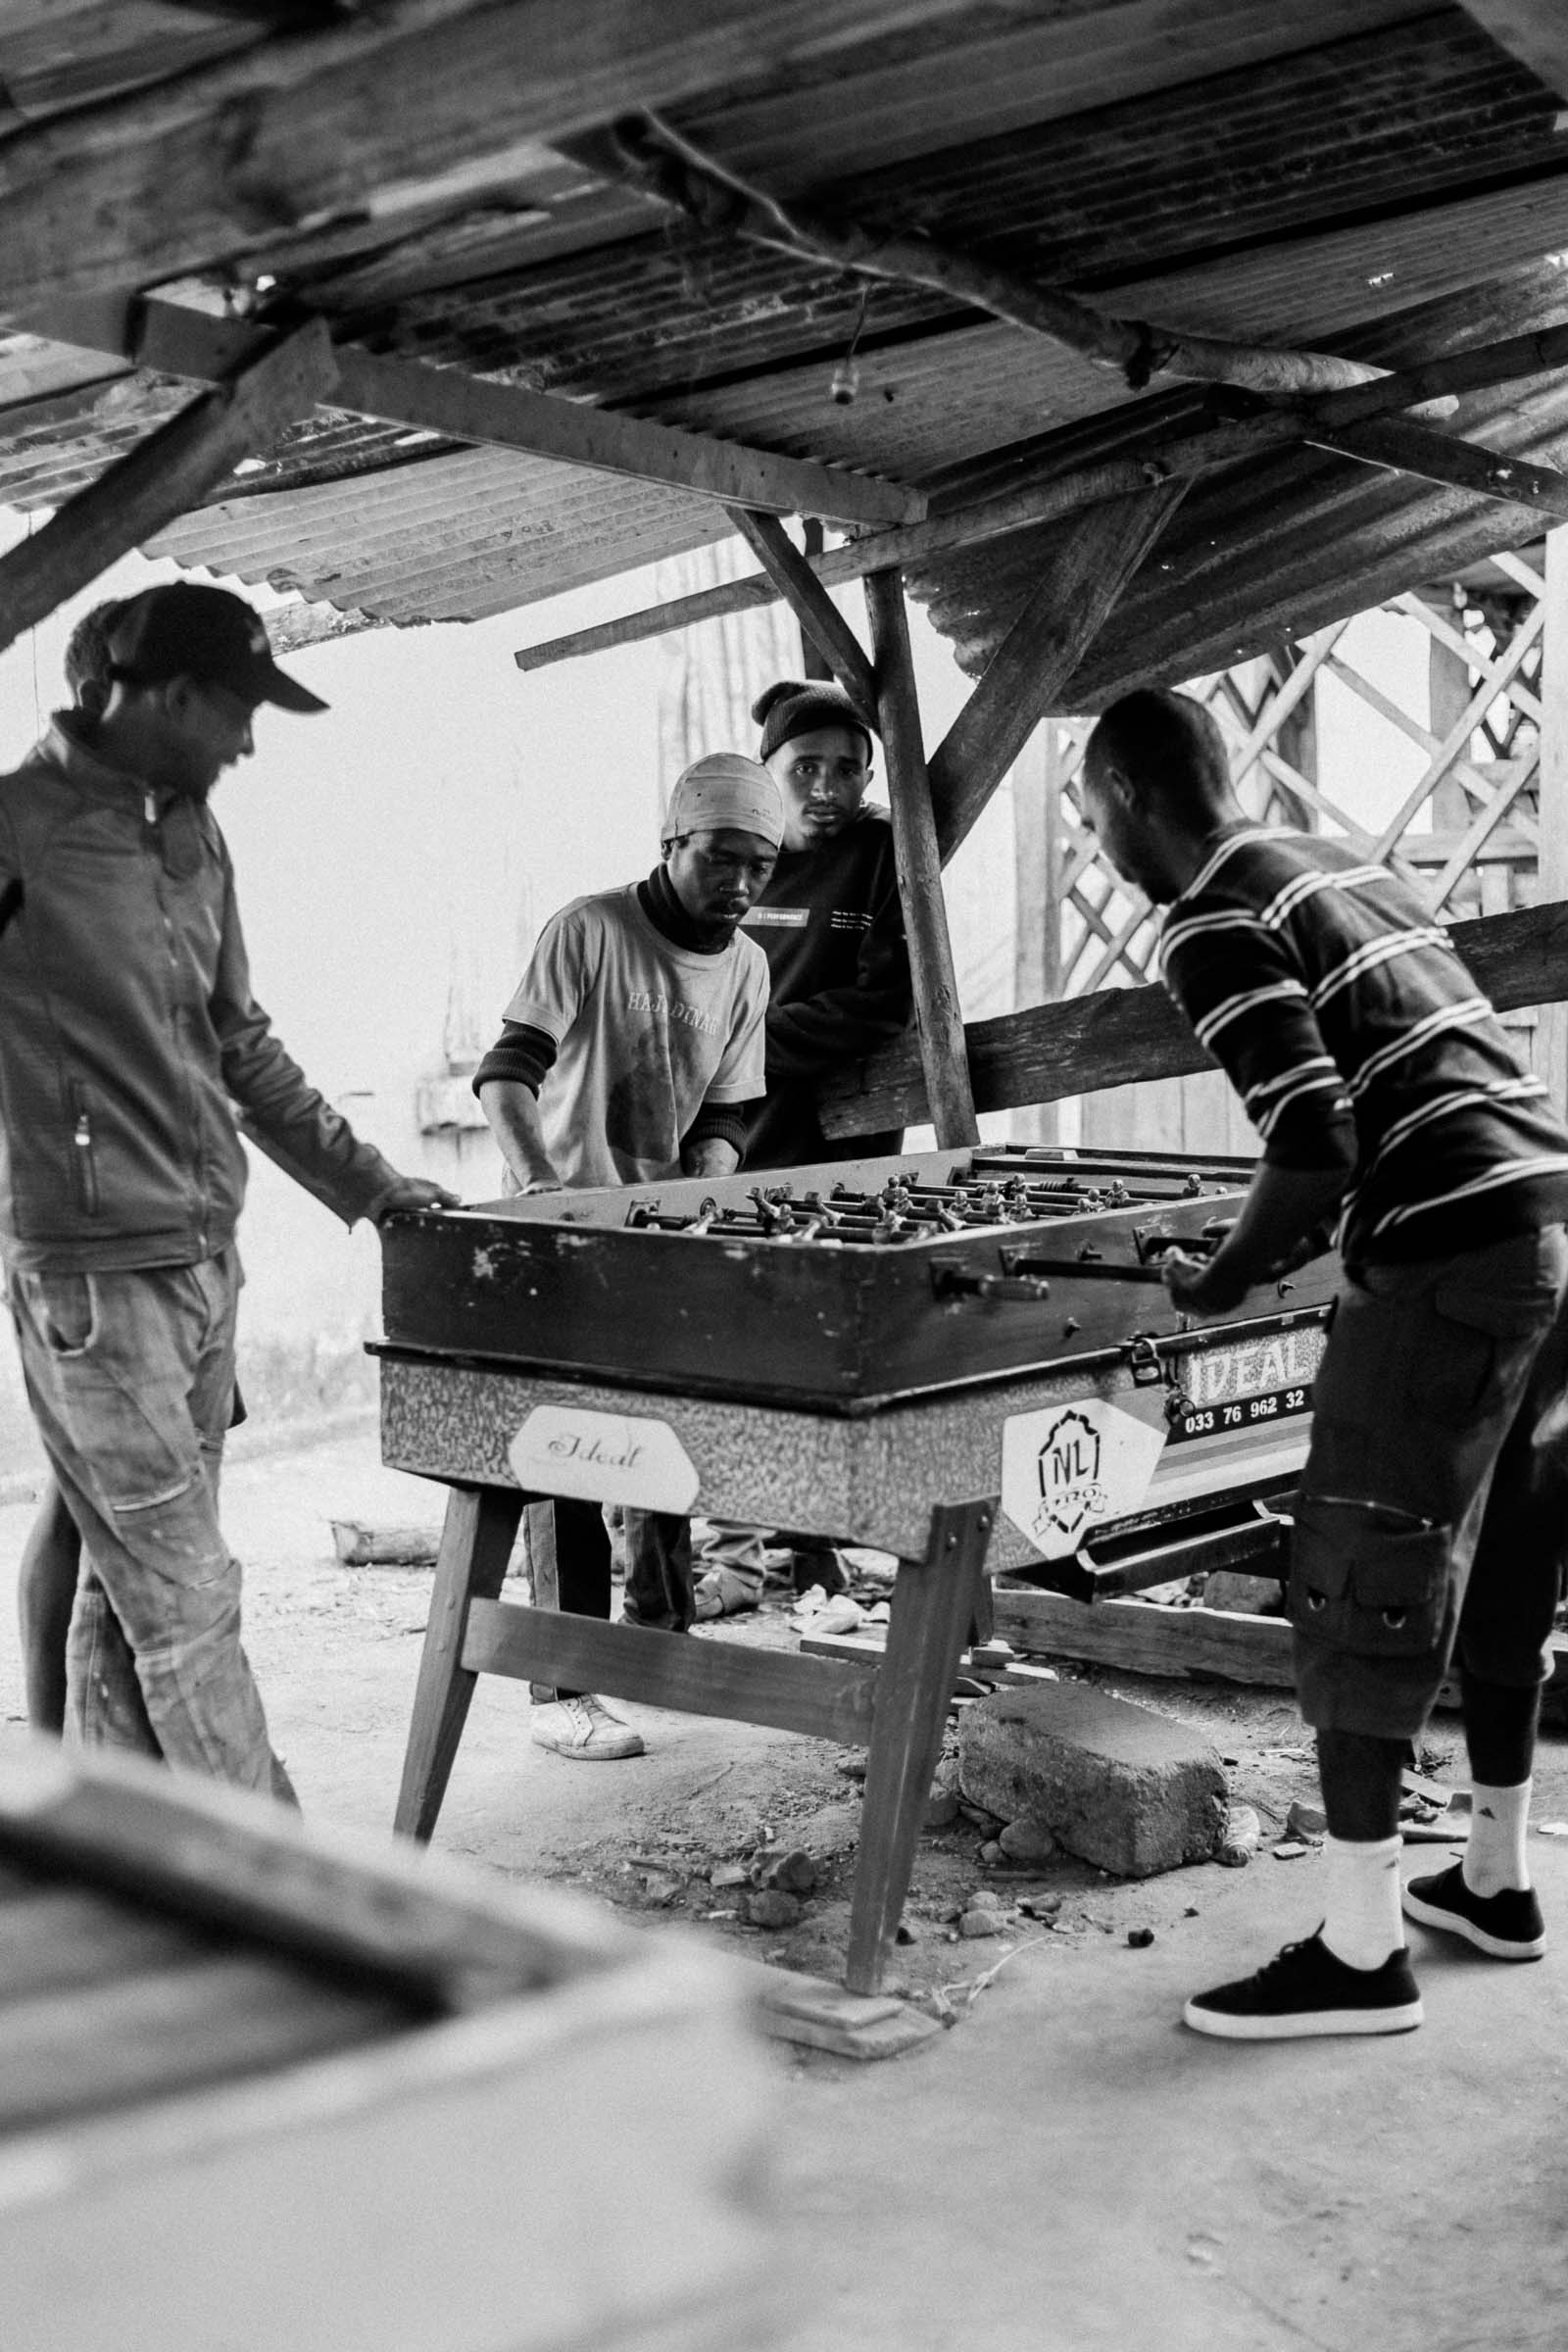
846;1496;997;1996
394;1484;523;1842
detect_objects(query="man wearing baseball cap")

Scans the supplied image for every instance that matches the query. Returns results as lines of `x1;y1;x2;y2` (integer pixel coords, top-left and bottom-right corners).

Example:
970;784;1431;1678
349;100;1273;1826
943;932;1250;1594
0;581;455;1801
474;751;782;1758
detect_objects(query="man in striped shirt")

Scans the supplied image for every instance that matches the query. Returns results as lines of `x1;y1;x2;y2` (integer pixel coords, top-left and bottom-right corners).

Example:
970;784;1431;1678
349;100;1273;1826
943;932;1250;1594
1082;685;1568;2041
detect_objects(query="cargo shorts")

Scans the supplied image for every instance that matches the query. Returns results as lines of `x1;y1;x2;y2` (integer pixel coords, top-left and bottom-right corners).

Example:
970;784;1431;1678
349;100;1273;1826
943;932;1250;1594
1290;1224;1568;1739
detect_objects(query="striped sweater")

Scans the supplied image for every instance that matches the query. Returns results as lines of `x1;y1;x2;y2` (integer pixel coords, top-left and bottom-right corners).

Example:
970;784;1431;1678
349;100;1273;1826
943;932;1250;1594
1158;828;1568;1264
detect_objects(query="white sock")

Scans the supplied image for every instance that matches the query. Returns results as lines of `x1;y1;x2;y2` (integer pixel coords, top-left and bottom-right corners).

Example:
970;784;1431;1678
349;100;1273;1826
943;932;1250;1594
1463;1779;1532;1898
1320;1833;1405;1970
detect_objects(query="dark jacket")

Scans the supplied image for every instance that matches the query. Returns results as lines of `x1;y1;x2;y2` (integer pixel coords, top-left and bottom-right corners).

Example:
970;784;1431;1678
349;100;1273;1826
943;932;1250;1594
0;718;398;1272
740;805;910;1168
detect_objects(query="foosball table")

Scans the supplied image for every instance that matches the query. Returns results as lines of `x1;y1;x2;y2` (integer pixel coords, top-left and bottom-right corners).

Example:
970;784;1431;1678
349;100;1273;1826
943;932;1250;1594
378;1145;1338;1992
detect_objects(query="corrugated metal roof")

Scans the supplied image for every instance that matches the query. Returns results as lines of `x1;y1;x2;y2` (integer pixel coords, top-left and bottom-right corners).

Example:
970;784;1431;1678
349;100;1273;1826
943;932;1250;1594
3;1;1568;668
141;446;733;622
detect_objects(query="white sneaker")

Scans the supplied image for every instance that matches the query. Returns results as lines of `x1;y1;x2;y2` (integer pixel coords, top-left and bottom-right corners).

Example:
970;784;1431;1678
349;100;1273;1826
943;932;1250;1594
529;1694;646;1761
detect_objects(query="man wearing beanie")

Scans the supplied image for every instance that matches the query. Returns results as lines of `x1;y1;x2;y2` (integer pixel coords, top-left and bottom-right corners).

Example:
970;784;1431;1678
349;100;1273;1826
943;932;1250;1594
0;582;454;1800
474;752;780;1759
744;679;911;1169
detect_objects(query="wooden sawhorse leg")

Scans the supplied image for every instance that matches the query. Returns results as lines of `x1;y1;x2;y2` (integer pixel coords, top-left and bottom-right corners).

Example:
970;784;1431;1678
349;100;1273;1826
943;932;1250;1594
394;1485;522;1841
846;1496;996;1995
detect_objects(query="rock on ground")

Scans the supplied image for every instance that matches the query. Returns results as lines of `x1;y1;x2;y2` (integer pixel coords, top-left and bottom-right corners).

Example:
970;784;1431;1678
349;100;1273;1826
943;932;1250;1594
957;1682;1227;1878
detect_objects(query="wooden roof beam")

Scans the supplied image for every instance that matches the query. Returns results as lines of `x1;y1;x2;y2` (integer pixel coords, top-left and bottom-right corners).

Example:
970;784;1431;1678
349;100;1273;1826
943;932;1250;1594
723;507;878;712
512;316;1568;674
0;318;336;656
1302;416;1568;522
0;1;980;318
615;112;1384;400
926;482;1189;864
817;899;1568;1139
331;348;921;526
15;300;921;528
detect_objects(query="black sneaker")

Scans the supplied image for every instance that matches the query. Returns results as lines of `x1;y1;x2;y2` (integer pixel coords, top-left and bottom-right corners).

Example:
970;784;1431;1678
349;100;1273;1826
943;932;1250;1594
1183;1931;1423;2040
1402;1864;1545;1960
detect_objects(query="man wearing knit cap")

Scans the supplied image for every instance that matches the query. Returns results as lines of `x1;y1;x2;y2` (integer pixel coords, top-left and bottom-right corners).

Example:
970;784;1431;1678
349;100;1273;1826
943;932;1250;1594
474;752;781;1758
745;679;911;1168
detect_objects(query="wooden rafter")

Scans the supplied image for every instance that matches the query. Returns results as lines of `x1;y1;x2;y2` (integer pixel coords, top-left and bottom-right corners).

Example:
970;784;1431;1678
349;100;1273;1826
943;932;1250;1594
0;318;336;655
329;349;921;527
925;482;1189;864
1304;416;1568;523
512;318;1568;673
864;567;977;1150
616;112;1382;399
15;301;920;529
0;1;979;317
722;508;878;711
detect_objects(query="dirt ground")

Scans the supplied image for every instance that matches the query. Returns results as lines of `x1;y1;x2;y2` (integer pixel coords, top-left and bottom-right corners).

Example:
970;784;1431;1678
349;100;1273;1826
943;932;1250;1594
2;1418;1566;2352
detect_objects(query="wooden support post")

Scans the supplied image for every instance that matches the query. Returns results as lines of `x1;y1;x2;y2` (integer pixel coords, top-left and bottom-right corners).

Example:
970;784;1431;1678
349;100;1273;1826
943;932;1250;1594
848;1498;996;1994
1537;526;1568;1115
393;1485;522;1843
724;506;878;714
1010;726;1056;1147
863;565;978;1148
0;319;336;657
926;482;1188;861
798;519;832;679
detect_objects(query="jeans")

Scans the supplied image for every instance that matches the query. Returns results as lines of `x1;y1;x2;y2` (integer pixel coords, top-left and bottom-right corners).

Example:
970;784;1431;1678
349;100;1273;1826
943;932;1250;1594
522;1497;693;1701
6;1250;294;1799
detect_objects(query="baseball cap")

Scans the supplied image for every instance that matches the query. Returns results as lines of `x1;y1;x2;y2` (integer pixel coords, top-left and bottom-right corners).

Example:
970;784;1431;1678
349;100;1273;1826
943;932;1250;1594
664;753;784;850
107;584;327;714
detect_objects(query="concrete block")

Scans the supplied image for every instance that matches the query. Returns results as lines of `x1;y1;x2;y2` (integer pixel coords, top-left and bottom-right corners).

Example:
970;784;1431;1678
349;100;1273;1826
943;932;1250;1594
957;1683;1227;1878
1202;1570;1282;1615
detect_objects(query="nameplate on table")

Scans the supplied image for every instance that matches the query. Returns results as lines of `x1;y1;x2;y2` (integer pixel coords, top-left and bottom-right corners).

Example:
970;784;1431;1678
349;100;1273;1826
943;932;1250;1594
509;1405;701;1512
1000;1395;1166;1560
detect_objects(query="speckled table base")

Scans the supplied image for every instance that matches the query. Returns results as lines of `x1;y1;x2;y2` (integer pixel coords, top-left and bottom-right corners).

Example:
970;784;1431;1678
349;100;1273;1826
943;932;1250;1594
379;1355;1171;1567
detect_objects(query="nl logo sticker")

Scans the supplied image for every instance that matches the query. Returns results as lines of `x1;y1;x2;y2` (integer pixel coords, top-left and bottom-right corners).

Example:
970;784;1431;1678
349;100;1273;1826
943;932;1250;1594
1000;1396;1166;1560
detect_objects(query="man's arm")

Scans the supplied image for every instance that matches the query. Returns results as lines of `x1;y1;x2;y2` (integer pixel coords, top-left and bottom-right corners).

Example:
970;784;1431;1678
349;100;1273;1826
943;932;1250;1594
479;1077;564;1192
1162;1154;1351;1315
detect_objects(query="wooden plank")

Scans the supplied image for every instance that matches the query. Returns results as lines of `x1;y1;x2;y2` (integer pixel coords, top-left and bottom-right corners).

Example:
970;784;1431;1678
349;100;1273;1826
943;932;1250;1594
926;483;1188;863
0;318;335;656
819;897;1568;1136
394;1485;522;1844
724;505;879;709
994;1588;1568;1706
865;565;978;1150
0;1726;606;2007
1306;416;1568;523
462;1599;880;1745
0;1957;409;2136
1458;3;1568;99
0;1;978;316
848;1500;996;1994
331;347;920;527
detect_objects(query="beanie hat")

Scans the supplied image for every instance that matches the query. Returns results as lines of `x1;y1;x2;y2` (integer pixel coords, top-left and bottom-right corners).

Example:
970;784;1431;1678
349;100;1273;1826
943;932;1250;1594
663;752;785;850
753;678;876;763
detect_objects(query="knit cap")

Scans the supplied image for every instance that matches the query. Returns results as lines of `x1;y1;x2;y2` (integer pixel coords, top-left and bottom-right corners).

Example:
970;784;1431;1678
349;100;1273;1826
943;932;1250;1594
753;678;876;762
663;753;785;849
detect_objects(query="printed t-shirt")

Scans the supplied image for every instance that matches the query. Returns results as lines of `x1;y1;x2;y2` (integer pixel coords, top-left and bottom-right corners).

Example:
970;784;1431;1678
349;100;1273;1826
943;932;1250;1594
502;883;768;1188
